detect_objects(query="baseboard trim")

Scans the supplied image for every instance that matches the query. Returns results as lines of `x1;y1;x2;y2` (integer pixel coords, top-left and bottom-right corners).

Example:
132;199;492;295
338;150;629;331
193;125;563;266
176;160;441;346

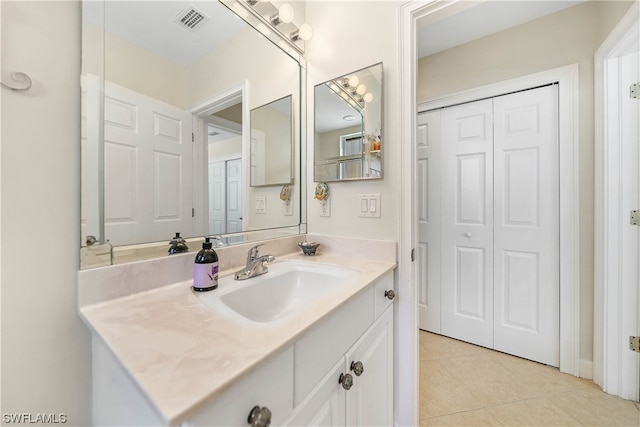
579;359;593;379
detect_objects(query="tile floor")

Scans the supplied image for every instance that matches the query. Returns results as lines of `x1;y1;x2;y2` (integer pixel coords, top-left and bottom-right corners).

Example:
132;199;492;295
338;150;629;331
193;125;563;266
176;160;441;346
419;330;640;426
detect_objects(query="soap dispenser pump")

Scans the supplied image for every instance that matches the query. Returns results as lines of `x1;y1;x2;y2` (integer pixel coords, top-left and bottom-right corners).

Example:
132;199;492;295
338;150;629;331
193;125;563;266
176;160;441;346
193;237;219;292
168;232;189;254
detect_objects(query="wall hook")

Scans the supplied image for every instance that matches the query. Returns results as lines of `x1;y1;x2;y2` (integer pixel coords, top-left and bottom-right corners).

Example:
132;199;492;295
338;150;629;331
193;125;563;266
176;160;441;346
1;72;32;91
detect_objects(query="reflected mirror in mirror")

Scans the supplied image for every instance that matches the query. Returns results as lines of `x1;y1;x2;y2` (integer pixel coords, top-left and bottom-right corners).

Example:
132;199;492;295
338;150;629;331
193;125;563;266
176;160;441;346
80;0;302;268
250;95;293;186
314;63;383;182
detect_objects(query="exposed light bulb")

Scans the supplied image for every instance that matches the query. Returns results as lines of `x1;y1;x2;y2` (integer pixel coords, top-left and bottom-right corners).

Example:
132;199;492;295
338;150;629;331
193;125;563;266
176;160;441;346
348;75;359;87
363;92;374;103
278;3;294;23
356;84;367;95
297;23;313;41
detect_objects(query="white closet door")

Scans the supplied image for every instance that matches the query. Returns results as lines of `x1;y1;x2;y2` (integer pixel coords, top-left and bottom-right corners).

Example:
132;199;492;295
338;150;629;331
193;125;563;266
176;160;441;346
209;161;226;235
493;85;559;366
441;99;494;348
417;110;442;333
226;158;243;233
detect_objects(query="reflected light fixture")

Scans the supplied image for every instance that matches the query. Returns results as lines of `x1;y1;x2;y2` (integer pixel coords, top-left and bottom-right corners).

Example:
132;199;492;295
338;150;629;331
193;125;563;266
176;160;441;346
363;92;374;103
356;84;367;96
348;75;360;88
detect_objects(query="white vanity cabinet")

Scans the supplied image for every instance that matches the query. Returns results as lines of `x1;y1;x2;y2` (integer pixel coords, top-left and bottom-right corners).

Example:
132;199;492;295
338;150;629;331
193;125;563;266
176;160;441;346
90;269;395;427
283;271;395;427
187;347;294;427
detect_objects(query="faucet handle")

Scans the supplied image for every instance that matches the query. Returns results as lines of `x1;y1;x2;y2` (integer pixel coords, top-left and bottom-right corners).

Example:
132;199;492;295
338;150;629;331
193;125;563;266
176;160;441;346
248;244;264;260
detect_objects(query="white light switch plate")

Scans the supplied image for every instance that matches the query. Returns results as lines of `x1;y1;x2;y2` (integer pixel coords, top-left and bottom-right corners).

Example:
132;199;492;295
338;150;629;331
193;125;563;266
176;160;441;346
319;198;331;217
255;196;266;214
284;200;293;216
358;193;381;218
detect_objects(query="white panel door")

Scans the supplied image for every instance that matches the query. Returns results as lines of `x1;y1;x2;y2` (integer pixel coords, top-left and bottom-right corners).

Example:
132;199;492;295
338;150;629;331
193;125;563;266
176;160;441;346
493;85;560;366
227;158;243;233
103;81;193;245
209;161;226;235
417;110;442;333
440;99;494;348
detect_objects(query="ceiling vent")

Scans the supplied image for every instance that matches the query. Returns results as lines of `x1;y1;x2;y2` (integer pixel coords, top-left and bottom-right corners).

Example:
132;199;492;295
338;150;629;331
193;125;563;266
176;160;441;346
174;5;209;31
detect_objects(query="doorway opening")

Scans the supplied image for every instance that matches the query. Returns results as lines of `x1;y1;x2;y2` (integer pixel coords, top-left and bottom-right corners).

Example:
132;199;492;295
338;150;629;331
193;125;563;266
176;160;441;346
190;83;249;243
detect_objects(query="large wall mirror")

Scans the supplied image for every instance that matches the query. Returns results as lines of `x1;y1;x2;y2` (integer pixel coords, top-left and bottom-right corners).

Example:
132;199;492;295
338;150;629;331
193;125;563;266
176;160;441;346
80;0;305;268
314;63;383;182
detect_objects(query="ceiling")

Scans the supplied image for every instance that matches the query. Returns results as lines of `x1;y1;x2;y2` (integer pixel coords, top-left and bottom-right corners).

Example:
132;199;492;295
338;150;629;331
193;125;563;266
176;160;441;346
82;0;247;66
417;0;586;58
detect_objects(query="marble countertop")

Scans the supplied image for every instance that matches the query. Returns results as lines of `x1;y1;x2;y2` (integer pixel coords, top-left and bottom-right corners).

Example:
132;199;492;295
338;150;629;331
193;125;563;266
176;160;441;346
80;252;396;425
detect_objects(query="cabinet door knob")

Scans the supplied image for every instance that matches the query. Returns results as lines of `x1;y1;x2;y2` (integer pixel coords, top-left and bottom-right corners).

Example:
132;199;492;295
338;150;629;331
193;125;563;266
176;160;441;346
350;360;364;376
385;289;396;300
339;373;354;390
247;405;272;427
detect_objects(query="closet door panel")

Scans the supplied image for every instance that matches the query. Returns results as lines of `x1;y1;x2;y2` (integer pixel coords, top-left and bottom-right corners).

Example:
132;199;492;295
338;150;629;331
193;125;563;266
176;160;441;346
441;99;494;348
417;111;442;333
493;85;560;367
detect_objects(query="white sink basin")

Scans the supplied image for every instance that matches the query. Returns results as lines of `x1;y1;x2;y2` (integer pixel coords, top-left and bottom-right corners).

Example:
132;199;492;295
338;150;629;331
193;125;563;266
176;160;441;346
194;260;359;323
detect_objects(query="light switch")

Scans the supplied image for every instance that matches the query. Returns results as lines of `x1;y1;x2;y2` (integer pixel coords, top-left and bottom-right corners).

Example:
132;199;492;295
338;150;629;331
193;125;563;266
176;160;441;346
360;197;369;213
369;198;377;213
358;194;381;218
255;196;266;214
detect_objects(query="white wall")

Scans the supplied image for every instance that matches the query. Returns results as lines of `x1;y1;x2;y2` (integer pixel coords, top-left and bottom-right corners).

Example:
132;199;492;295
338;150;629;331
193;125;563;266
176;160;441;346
417;0;633;368
1;1;91;424
305;1;400;241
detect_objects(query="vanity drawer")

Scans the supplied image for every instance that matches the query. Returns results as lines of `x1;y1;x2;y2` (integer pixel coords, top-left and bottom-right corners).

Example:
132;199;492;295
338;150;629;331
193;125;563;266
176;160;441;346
189;346;294;426
294;286;374;405
373;271;395;318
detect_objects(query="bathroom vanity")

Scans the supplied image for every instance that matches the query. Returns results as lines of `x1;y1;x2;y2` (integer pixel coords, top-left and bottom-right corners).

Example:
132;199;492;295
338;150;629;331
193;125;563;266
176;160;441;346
79;238;396;426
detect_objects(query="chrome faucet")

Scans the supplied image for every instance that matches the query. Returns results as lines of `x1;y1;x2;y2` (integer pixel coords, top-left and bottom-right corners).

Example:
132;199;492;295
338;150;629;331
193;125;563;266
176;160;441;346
234;244;275;280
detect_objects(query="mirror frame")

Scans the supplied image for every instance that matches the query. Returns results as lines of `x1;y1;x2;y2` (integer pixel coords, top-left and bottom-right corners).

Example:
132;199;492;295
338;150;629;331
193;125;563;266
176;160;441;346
80;0;307;269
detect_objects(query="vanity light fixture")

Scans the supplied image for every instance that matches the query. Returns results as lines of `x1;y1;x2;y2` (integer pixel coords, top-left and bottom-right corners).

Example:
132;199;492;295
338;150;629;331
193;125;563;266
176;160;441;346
290;23;313;42
363;92;374;103
270;3;294;26
355;84;367;96
238;0;312;53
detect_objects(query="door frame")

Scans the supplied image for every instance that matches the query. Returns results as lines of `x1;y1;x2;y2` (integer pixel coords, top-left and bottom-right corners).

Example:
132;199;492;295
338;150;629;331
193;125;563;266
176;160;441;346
417;65;580;375
399;4;581;421
190;81;250;236
593;2;640;401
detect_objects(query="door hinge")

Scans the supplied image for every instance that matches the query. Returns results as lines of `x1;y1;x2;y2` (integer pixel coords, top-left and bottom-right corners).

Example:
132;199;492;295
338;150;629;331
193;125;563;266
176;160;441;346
631;210;640;226
629;336;640;352
411;248;415;262
631;82;640;99
192;208;195;217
